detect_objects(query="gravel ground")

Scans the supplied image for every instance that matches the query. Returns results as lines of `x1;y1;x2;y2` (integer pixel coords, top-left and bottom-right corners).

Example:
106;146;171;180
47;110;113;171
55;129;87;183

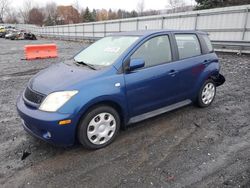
0;38;249;188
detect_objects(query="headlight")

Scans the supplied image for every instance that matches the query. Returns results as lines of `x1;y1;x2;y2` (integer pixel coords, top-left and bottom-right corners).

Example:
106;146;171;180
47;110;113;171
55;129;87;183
39;90;78;112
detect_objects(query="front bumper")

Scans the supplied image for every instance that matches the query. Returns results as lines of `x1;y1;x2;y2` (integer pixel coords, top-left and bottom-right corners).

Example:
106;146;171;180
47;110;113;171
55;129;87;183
16;95;77;147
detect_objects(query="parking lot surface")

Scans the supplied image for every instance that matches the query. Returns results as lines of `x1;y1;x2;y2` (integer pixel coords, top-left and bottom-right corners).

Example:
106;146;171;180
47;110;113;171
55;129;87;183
0;38;249;188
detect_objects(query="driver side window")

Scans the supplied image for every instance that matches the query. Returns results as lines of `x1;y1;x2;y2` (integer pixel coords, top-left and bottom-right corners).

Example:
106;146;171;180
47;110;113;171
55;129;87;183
131;35;172;68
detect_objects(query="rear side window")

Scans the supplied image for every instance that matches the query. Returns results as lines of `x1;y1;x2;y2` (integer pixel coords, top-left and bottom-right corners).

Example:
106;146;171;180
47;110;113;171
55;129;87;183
131;35;172;68
202;34;213;53
175;34;201;59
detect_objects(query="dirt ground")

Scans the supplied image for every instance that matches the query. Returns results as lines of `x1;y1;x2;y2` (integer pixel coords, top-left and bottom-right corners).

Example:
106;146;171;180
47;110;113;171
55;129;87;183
0;38;249;188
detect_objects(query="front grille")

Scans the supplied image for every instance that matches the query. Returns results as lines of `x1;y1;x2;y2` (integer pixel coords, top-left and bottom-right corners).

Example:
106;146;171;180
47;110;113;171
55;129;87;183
24;87;45;104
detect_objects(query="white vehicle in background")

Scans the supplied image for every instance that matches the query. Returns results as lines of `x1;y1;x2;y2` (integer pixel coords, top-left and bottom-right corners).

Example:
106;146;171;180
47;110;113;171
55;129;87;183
5;29;17;39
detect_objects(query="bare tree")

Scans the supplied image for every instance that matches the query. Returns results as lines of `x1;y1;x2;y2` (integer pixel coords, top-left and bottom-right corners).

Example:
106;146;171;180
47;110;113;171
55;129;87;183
0;0;10;22
73;0;81;12
168;0;186;13
19;0;34;23
73;0;81;23
44;2;58;24
45;2;57;17
28;8;44;26
57;5;80;24
96;9;108;21
137;0;145;16
5;8;19;23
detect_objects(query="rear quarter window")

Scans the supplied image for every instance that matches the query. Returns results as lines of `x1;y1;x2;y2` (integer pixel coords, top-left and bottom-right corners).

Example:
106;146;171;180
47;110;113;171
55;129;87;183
201;34;214;53
175;34;201;59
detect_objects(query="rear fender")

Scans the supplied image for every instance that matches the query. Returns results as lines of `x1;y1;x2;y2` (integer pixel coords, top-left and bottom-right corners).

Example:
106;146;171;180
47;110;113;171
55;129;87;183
210;74;225;87
192;68;219;101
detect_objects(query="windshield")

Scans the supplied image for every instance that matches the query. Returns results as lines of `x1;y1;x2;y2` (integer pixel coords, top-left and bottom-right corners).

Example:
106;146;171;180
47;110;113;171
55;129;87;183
74;36;139;67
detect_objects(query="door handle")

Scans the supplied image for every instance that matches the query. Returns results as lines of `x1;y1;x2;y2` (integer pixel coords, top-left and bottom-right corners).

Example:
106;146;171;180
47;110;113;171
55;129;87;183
203;59;212;66
168;69;178;76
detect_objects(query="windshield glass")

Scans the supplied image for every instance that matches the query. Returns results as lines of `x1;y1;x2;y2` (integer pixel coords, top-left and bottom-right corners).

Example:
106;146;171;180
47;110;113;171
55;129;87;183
74;36;139;67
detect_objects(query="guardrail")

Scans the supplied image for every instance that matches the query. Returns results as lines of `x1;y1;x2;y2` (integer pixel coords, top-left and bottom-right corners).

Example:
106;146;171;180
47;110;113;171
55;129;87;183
212;40;250;54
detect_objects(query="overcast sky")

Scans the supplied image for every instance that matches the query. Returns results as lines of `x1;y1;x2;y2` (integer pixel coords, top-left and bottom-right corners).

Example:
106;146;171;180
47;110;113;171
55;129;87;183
13;0;196;11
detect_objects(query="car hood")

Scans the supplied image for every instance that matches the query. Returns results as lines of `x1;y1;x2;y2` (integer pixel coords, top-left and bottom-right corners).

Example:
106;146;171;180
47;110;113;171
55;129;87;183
29;61;104;95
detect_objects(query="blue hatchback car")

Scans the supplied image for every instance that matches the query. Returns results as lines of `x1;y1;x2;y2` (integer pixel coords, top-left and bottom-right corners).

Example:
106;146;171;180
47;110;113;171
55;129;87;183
17;30;225;149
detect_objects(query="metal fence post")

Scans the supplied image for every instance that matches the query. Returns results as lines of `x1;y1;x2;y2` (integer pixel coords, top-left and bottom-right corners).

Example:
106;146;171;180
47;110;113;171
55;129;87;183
62;26;64;40
194;13;199;30
75;24;77;41
46;27;50;38
104;22;106;37
46;27;49;38
82;24;84;40
53;26;55;39
242;8;249;41
161;17;164;29
136;19;139;30
57;26;59;40
68;24;70;41
239;8;249;54
119;21;121;32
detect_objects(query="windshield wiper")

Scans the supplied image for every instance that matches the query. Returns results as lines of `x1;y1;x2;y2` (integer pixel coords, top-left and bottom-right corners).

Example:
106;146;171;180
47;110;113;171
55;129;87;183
74;60;96;70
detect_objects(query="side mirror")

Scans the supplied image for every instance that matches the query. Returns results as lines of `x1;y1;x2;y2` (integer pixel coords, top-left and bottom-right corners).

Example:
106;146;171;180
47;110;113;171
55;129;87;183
129;58;145;71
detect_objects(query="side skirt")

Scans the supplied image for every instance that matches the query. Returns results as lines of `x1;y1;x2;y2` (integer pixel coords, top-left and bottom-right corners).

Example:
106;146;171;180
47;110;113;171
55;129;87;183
128;99;192;124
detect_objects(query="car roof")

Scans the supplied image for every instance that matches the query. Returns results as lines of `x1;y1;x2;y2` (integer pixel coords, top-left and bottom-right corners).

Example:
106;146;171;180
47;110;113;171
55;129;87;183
112;29;207;37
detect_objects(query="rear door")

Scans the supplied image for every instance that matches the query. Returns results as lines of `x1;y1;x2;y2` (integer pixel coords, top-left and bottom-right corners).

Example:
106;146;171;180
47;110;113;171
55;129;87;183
173;33;208;99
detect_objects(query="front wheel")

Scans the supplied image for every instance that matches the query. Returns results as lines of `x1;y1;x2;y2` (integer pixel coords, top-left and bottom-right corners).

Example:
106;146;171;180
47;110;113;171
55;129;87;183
78;105;120;149
197;80;216;108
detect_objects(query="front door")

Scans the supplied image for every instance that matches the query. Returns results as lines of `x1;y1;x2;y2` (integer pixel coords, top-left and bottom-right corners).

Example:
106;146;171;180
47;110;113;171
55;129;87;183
124;35;180;117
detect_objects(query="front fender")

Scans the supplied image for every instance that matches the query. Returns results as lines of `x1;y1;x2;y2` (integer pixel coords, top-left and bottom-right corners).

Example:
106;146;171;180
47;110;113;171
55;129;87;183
77;95;128;124
57;73;128;126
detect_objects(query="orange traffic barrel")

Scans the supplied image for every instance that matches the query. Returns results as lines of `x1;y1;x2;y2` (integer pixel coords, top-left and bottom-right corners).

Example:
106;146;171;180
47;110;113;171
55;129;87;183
25;44;58;60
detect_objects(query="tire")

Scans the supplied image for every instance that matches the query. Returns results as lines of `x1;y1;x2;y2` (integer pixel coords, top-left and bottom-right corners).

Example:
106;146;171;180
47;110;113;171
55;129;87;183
77;105;120;149
197;79;216;108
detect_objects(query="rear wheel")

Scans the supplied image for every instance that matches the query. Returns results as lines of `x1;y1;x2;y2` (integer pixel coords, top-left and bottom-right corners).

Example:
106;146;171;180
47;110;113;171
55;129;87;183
197;80;216;107
78;105;120;149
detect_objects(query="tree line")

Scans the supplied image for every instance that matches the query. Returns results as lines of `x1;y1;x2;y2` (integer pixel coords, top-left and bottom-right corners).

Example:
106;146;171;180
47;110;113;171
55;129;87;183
195;0;250;10
1;0;156;25
0;0;249;26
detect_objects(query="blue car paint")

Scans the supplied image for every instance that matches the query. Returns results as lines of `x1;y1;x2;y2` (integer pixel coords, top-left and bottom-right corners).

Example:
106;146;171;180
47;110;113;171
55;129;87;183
16;30;224;146
17;95;75;146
